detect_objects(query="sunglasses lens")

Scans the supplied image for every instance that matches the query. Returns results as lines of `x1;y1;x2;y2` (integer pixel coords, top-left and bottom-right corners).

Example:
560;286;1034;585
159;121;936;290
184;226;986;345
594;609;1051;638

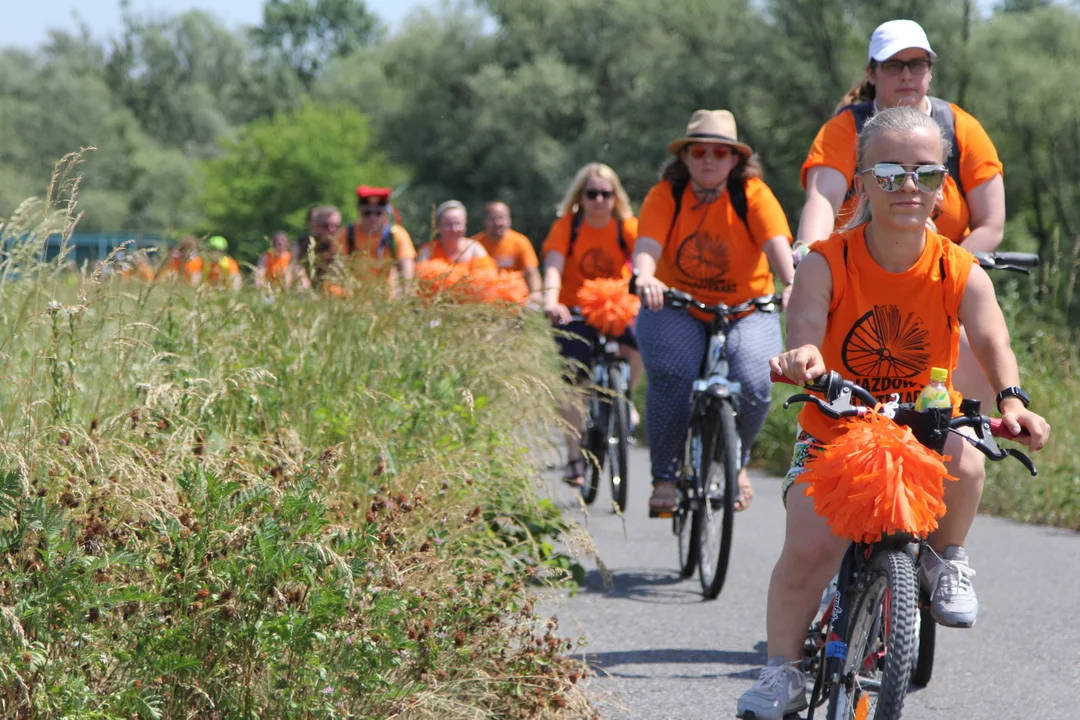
689;147;706;159
713;147;731;160
586;189;611;200
915;168;946;192
872;164;906;192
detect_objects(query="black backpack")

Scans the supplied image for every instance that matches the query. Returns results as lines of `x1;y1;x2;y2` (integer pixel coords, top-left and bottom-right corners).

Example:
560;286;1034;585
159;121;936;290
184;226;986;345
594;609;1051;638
840;97;963;197
345;223;396;259
664;176;751;243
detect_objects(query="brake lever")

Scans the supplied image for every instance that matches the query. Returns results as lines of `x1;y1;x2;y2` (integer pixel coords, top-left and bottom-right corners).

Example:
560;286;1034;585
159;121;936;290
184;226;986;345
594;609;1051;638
782;388;862;420
996;265;1031;275
1006;448;1038;476
950;426;1038;476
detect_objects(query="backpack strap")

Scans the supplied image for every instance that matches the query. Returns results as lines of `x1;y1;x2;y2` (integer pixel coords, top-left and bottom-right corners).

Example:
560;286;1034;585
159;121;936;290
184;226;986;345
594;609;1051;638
346;223;356;253
376;226;395;260
666;179;688;242
727;177;752;237
841;100;876;136
928;97;963;197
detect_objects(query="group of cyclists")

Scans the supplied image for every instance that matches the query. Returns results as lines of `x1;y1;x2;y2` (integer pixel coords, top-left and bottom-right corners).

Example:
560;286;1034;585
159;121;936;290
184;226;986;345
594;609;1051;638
114;18;1052;719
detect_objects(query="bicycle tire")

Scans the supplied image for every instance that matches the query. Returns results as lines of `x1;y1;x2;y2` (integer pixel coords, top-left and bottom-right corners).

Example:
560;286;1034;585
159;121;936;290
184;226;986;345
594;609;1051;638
608;364;630;513
696;399;738;599
827;550;918;720
911;599;936;688
675;413;703;578
582;385;606;505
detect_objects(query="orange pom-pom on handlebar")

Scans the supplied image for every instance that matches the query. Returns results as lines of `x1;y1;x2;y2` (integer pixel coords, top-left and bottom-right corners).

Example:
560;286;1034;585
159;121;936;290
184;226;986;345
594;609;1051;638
415;259;528;305
577;277;641;337
796;408;958;543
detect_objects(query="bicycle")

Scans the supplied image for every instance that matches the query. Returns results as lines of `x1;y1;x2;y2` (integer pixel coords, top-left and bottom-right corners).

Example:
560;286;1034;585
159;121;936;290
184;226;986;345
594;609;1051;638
566;311;633;513
646;287;782;600
773;369;1036;720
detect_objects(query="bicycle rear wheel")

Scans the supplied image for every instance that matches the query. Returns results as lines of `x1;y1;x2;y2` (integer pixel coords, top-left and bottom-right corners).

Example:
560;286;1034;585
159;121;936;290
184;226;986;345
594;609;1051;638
607;363;630;513
695;399;738;599
827;550;918;720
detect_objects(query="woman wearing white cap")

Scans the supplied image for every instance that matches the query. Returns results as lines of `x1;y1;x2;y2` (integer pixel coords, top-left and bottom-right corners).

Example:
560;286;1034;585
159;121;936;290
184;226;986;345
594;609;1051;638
633;109;795;516
796;19;1005;418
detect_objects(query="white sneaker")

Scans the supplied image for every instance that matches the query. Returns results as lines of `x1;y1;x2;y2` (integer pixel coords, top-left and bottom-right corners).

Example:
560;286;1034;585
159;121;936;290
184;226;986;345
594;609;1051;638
920;545;978;627
736;656;808;720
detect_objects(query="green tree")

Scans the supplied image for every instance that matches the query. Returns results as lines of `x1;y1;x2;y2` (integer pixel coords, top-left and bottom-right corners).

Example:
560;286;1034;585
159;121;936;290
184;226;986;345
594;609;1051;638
251;0;382;88
198;100;404;263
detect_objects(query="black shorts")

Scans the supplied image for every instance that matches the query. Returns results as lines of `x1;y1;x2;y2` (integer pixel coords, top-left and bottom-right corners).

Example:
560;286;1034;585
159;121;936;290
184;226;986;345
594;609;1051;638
554;320;637;380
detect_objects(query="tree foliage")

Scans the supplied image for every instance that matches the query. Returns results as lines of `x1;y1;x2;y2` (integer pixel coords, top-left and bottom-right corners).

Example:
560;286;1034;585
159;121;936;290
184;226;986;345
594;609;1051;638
199;100;401;263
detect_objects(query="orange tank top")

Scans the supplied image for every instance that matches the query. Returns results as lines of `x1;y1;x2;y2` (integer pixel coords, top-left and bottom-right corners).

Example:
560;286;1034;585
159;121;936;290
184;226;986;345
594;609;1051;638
430;241;497;272
798;225;976;443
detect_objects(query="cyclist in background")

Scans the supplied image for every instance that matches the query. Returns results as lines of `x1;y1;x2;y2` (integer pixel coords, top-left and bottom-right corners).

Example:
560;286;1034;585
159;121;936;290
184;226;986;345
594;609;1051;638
542;162;642;489
796;18;1005;405
633;109;795;516
160;235;204;287
205;236;241;290
418;200;495;271
335;186;417;292
256;231;294;290
473;201;542;305
737;107;1048;720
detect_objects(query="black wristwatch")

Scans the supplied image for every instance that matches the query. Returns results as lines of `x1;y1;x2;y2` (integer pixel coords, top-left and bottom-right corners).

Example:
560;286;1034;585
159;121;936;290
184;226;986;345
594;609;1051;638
996;386;1030;412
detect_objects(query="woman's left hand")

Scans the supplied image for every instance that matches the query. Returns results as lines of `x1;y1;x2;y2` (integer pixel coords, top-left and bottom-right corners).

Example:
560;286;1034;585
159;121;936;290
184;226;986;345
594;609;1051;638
1000;405;1051;451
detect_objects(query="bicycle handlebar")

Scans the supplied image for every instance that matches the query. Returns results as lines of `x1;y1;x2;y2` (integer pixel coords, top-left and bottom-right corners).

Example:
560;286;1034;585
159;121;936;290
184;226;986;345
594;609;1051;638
771;370;1037;475
663;289;782;317
973;251;1040;274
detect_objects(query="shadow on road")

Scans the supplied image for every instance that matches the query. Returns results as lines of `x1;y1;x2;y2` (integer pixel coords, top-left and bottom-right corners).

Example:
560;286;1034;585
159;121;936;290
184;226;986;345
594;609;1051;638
581;568;705;604
584;643;768;680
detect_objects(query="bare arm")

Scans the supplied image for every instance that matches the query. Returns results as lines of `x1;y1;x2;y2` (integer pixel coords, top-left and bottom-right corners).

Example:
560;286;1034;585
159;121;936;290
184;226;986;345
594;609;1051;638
959;174;1005;253
959;264;1049;447
543;251;570;323
769;252;832;383
631;237;667;311
796;167;848;251
524;266;542;301
762;235;796;309
397;257;415;281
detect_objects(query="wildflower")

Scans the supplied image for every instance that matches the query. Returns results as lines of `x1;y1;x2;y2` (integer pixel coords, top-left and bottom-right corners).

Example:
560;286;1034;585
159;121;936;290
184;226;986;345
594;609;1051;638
322;686;334;695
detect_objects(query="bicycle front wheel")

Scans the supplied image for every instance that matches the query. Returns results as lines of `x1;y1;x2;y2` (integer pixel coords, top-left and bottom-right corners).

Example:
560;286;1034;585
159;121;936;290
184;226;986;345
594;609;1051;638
582;385;607;505
827;550;919;720
695;399;738;599
607;362;630;513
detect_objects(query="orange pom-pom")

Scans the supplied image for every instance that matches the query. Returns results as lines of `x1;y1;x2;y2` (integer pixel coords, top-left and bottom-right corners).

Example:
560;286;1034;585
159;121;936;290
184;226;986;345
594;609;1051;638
415;260;528;305
796;408;958;543
577;278;640;336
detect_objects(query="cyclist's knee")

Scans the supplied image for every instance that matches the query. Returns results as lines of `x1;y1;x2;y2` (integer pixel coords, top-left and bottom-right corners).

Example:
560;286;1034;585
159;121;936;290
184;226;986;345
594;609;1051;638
944;427;987;484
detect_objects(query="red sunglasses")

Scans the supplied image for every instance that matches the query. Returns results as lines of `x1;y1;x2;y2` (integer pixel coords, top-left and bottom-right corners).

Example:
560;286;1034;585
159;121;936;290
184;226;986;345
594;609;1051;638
688;145;734;161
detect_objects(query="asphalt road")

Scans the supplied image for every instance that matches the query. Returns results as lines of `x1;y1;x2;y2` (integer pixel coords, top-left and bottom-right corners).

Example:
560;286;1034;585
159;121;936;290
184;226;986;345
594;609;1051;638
549;446;1080;720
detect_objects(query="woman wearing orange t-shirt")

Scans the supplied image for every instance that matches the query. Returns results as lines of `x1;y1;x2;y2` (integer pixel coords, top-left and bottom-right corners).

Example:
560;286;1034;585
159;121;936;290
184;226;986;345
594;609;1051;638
256;231;294;290
542;163;643;488
633;110;796;515
736;107;1048;720
418;201;496;273
797;19;1006;410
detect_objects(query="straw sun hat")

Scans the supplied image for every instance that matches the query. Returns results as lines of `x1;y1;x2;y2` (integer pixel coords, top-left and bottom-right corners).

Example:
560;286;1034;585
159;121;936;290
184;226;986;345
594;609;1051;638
667;109;753;158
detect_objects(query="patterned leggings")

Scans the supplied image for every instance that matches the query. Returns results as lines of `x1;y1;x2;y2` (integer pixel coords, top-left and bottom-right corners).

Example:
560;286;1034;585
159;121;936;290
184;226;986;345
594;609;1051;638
636;305;782;485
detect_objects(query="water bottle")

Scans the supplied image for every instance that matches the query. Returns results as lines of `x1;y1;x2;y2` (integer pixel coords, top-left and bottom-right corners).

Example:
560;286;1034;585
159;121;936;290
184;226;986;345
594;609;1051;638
914;367;951;411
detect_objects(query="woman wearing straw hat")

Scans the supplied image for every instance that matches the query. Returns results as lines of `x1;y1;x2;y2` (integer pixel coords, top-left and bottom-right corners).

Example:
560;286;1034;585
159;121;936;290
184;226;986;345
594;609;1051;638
633;109;796;516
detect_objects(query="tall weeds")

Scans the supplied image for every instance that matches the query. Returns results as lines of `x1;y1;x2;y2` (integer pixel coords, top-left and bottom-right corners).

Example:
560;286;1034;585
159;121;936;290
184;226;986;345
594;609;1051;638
0;154;594;719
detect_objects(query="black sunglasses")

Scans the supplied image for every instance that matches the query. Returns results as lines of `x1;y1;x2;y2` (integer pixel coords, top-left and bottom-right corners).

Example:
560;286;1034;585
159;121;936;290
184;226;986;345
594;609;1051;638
584;189;614;200
361;206;387;217
874;58;933;77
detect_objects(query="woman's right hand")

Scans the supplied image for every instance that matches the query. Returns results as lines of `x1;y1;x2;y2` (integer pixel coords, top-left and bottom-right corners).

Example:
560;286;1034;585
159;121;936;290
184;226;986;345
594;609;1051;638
635;274;669;311
545;302;572;325
769;344;826;385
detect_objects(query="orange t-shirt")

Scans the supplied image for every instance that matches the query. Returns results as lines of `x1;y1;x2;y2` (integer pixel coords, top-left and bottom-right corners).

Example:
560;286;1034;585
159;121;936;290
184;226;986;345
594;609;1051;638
207;256;240;285
262;251;292;283
798;225;976;443
637;178;791;308
801;103;1003;243
333;224;417;262
472;229;539;272
541;216;638;307
164;254;204;285
427;241;498;273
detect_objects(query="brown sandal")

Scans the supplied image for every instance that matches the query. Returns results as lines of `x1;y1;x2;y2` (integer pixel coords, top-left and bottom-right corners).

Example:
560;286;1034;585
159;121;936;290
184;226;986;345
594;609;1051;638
648;481;678;518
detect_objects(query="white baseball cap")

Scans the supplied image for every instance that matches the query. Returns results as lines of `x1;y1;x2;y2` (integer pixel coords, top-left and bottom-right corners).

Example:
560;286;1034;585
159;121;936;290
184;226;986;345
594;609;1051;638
868;19;936;62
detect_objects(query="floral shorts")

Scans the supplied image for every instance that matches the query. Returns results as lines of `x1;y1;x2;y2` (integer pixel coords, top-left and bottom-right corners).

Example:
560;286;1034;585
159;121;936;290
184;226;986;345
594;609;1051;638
781;427;823;505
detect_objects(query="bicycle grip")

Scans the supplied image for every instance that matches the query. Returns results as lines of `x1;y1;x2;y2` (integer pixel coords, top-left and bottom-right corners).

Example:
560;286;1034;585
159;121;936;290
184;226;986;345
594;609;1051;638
770;370;799;386
990;252;1040;268
989;417;1030;441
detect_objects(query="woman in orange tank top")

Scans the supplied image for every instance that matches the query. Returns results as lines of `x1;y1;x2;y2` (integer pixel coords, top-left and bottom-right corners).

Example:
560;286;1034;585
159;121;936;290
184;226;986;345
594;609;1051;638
418;201;496;273
736;107;1050;720
257;231;294;290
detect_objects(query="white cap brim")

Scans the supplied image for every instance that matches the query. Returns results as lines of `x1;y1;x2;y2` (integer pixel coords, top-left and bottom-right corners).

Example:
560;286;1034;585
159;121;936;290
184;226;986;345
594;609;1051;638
871;40;936;62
